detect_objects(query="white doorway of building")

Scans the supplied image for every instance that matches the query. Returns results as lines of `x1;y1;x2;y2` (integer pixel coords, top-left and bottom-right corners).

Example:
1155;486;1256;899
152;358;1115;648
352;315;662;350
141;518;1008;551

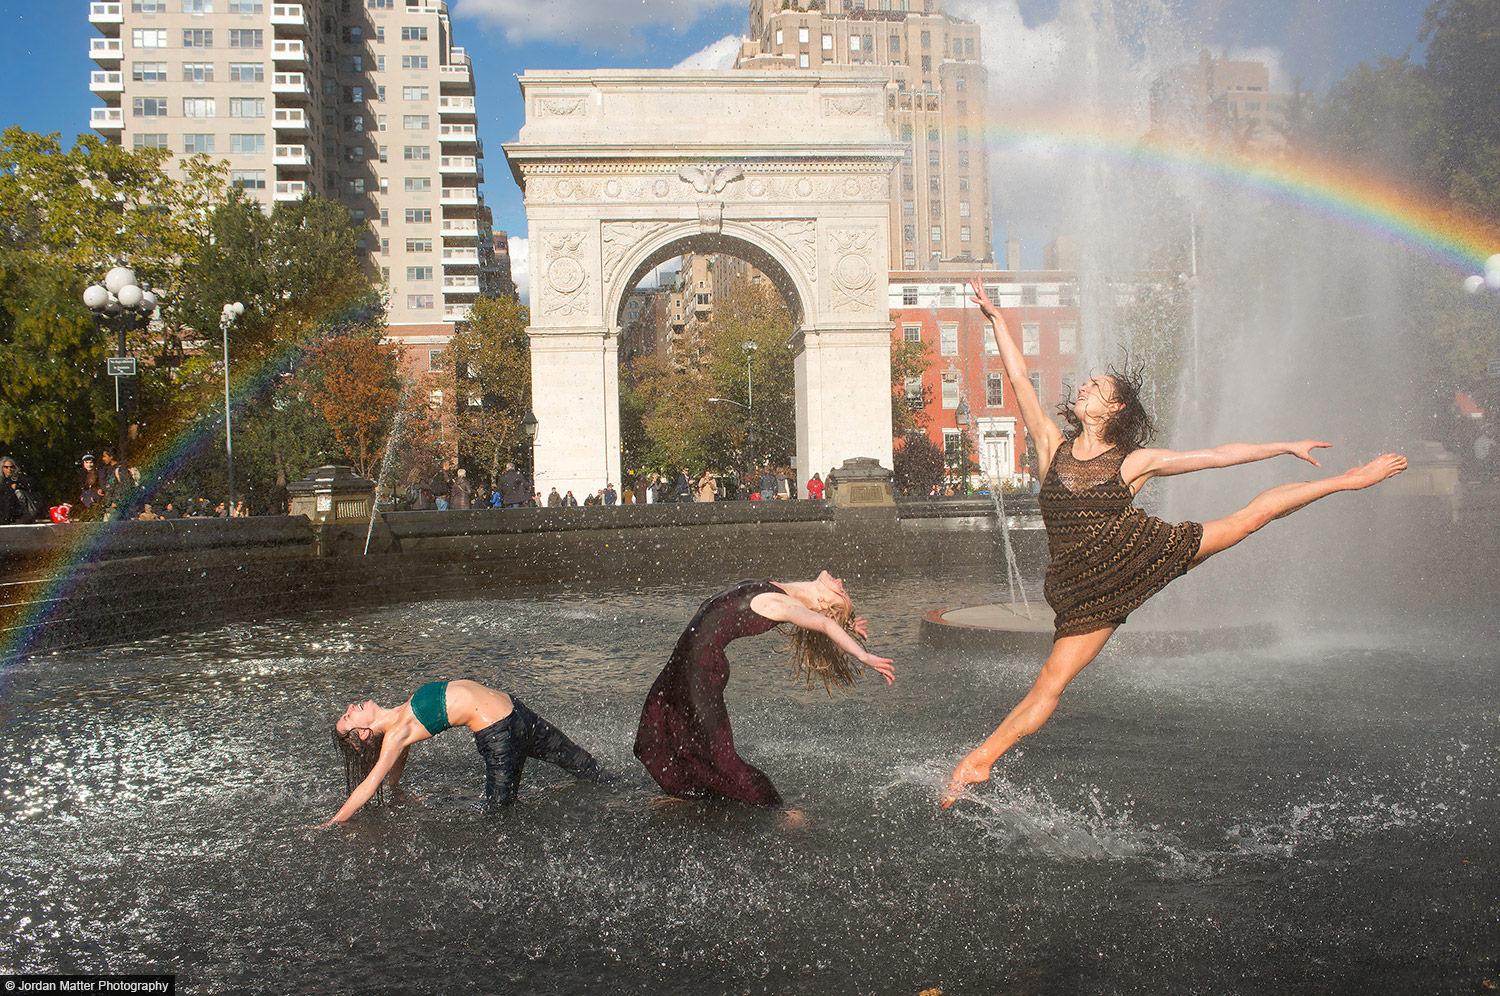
977;417;1017;486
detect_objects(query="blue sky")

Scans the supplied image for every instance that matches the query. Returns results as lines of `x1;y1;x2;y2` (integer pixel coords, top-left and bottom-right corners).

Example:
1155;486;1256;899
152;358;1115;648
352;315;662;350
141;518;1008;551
4;0;1429;273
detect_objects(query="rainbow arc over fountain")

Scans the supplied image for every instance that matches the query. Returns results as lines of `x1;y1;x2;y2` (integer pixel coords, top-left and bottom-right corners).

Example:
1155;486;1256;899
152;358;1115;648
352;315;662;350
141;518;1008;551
2;119;1498;673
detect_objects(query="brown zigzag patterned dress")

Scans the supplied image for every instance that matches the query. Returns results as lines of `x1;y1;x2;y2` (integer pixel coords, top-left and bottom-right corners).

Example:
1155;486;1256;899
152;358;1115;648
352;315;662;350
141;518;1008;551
1040;438;1204;639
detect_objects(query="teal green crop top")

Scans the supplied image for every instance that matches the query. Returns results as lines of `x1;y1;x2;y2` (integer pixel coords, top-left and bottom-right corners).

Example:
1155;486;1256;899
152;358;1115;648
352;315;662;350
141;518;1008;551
410;680;450;736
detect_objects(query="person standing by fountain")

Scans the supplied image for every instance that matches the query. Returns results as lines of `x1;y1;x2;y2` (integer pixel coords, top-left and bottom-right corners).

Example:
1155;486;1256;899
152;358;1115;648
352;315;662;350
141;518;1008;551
634;573;895;807
326;680;604;823
944;279;1408;807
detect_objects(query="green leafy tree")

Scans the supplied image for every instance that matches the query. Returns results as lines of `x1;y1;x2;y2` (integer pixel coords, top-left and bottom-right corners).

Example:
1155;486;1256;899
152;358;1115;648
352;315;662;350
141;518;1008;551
894;429;944;496
701;283;798;471
890;336;930;435
1422;0;1500;222
439;294;531;481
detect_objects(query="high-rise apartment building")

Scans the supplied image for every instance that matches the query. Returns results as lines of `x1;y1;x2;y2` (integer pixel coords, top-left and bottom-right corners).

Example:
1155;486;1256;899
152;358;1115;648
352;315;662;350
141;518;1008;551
87;0;493;359
1150;51;1290;146
736;0;992;269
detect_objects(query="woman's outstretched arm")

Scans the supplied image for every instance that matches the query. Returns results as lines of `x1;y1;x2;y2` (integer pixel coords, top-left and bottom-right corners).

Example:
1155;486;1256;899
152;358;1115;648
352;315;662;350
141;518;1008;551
752;594;895;684
1120;440;1330;492
969;277;1064;472
326;734;408;825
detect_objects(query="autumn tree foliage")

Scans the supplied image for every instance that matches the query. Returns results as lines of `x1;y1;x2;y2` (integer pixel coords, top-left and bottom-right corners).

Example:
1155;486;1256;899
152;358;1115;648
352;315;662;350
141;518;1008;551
302;329;403;479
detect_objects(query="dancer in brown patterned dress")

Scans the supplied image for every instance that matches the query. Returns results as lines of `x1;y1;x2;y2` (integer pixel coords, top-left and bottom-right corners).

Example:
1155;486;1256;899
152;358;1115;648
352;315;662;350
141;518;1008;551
943;279;1408;807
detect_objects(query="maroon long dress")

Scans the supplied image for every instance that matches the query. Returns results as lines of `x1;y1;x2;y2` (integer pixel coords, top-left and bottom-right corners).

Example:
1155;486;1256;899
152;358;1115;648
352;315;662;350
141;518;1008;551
633;580;785;807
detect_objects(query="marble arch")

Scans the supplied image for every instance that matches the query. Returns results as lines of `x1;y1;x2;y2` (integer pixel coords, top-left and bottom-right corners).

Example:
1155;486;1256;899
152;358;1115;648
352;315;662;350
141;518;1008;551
503;70;901;496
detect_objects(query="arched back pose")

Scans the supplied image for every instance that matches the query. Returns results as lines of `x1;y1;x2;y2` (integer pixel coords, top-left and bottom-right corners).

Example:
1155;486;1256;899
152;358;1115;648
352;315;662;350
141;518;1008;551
326;679;602;823
634;573;896;808
943;279;1407;807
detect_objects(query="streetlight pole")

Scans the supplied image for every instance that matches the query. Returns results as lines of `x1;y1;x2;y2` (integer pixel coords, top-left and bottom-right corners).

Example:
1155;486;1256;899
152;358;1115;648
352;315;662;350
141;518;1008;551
220;301;245;508
84;266;158;473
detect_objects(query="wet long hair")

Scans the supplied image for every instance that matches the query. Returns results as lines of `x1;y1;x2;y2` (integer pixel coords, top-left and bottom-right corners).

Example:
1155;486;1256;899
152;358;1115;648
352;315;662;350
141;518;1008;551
333;727;385;806
787;601;866;695
1056;366;1156;453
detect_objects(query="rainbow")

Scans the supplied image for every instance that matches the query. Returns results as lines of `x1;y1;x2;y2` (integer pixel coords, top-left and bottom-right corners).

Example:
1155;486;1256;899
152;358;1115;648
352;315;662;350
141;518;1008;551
3;121;1497;674
976;114;1500;273
0;299;376;674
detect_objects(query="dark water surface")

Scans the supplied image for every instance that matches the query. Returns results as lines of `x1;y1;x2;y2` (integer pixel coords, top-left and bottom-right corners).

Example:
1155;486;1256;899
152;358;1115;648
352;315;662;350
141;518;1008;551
0;573;1495;994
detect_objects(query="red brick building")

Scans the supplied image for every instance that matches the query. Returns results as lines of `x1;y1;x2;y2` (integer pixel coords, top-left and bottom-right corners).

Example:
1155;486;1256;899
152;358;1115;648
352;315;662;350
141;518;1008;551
889;269;1083;486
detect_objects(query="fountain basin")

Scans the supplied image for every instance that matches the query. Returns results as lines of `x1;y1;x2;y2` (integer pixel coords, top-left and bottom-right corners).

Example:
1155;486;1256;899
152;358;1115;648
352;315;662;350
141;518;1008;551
923;600;1278;656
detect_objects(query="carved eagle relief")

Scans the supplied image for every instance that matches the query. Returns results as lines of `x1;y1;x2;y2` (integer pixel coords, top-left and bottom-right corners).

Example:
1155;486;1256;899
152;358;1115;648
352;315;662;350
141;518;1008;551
677;165;744;195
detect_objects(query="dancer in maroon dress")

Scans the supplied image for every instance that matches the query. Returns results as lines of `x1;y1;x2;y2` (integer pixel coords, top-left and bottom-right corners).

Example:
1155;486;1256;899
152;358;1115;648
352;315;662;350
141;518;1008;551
634;572;895;807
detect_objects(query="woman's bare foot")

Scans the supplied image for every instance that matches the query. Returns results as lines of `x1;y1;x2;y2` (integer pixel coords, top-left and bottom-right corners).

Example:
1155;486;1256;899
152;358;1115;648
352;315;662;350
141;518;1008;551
1341;453;1407;490
780;808;808;830
940;753;993;810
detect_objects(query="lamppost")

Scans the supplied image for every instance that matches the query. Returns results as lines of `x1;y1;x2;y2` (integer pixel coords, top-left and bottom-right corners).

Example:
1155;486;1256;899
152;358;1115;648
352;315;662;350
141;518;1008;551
954;396;973;495
220;301;245;508
83;266;158;471
522;410;538;487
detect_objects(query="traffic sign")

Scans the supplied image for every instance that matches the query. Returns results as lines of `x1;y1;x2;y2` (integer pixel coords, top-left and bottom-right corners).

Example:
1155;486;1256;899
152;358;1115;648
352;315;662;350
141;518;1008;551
106;356;137;377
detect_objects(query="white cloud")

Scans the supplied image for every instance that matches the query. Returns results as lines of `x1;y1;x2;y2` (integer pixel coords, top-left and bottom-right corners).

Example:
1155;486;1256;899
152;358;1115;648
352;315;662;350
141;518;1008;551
508;236;529;304
454;0;744;48
674;34;745;70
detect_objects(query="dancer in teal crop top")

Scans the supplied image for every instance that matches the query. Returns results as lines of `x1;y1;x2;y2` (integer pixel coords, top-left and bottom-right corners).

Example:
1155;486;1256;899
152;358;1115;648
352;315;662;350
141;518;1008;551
326;678;603;824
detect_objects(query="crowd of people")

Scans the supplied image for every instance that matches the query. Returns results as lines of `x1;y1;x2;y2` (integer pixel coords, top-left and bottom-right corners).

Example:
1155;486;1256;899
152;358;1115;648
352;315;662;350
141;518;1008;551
0;449;255;526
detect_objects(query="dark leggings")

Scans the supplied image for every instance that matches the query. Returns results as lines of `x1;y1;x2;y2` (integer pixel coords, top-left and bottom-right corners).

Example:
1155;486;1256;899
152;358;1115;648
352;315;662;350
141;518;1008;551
473;697;601;807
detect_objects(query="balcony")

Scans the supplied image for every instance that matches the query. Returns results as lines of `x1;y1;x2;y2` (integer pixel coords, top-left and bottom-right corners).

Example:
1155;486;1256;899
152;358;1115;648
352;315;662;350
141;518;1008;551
89;3;123;25
441;248;479;266
439;64;472;87
271;72;309;98
441;219;478;238
440;186;478;205
274;180;307;201
272;107;308;131
439;123;476;143
270;3;307;31
89;38;123;63
271;39;306;63
439;155;478;174
90;107;123;132
443;275;480;292
438;96;475;116
273;144;311;166
89;71;124;94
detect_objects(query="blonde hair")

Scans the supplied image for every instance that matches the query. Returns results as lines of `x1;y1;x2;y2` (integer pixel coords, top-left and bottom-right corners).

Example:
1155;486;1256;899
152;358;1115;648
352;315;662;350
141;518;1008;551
787;601;865;694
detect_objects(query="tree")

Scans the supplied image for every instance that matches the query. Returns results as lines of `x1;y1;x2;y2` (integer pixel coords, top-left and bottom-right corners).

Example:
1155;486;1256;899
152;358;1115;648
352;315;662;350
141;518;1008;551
701;283;798;470
893;430;944;496
1422;0;1500;222
302;327;403;479
439;294;531;481
890;336;930;436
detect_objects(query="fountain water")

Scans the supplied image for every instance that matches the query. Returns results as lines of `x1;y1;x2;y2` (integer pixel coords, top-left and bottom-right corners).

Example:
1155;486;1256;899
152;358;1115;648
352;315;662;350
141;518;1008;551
363;380;416;556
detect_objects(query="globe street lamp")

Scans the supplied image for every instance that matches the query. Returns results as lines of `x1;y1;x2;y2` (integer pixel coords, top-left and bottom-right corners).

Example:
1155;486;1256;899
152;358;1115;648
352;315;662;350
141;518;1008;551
84;265;159;471
220;301;246;509
1462;254;1500;296
522;410;538;486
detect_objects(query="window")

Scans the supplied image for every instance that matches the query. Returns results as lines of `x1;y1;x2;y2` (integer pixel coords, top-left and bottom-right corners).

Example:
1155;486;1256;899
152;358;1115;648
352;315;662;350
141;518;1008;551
850;34;861;51
902;286;918;306
775;28;783;46
229;62;263;82
1021;323;1040;355
1058;324;1077;354
940;324;957;356
401;25;429;41
931;226;942;244
984;284;1000;302
959;177;970;192
378;176;388;193
132;96;168;117
379;238;389;255
404;176;432;192
344;26;363;42
941;380;959;409
1029;372;1043;405
181;0;213;11
401;55;429;69
902;323;921;343
376;26;385;42
920;55;931;72
402;86;428;101
928;149;940;166
132;62;168;82
1060;285;1077;307
380;209;389;225
229;97;265;117
378;144;388;162
403;145;430;160
403;114;429;130
903;224;915;243
183;28;213;47
182;62;214;82
405;238;432;252
986;373;1004;407
798;53;809;68
822;34;832;51
955;75;967;92
406;266;433;281
904;251;917;268
902;200;914;216
959;152;970;169
132;133;168;149
407;294;435;310
905;376;924;403
348;86;364;103
960;226;971;243
959;201;971;217
230;169;266;189
132;0;167;10
405;208;432;223
1021;285;1037;306
229;28;263;48
228;0;263;10
348;55;363;72
182;133;214;153
230;133;265;153
378;115;388;132
921;30;931;47
798;26;809;43
347;115;365;132
133;28;168;47
368;0;392;8
890;33;900;53
347;178;365;194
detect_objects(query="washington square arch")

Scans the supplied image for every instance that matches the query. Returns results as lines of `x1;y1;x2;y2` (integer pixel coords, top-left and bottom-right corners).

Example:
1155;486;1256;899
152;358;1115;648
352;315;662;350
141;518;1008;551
502;70;902;497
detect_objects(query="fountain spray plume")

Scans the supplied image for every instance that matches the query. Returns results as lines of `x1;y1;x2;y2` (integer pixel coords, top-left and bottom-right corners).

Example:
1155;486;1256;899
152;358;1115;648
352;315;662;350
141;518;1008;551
364;378;419;556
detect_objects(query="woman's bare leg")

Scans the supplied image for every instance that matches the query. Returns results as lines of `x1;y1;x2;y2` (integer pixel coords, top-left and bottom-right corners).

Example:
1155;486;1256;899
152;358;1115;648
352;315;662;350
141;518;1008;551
942;625;1117;808
1193;453;1407;565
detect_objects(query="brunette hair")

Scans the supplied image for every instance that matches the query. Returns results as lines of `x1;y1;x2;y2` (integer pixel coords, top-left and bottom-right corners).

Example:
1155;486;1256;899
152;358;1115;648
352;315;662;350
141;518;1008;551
787;601;865;694
332;727;385;806
1055;366;1156;453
